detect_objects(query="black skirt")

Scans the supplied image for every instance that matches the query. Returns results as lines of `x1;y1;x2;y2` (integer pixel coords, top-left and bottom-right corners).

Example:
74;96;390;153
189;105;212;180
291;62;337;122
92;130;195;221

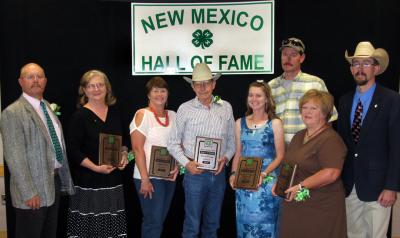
67;184;127;238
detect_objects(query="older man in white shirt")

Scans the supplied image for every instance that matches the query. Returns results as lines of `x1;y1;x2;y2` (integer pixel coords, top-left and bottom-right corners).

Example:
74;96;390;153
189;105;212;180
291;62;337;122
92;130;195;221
168;63;235;238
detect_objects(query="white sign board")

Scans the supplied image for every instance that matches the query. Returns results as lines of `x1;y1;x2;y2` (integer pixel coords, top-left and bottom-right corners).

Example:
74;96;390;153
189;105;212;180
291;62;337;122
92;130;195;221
131;1;275;75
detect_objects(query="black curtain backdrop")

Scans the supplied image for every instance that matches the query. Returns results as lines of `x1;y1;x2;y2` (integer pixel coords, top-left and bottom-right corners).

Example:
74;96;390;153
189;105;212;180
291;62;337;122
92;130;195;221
1;0;399;237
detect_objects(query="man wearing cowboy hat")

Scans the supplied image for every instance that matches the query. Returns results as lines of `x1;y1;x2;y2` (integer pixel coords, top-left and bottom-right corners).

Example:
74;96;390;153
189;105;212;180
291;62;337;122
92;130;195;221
167;63;235;237
268;37;338;145
338;41;400;238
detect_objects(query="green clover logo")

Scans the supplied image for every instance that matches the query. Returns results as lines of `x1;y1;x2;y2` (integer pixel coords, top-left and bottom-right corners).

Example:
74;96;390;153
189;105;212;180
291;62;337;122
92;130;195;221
246;159;254;165
284;164;290;171
108;136;115;144
160;148;168;156
192;29;214;49
205;139;213;146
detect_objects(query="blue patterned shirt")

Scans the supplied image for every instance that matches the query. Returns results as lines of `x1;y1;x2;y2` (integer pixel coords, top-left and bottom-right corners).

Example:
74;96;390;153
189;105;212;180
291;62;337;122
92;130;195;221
167;97;236;167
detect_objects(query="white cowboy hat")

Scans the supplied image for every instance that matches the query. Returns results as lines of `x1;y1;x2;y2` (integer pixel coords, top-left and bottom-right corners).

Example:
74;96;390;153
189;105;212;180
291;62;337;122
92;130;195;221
345;41;389;75
183;63;221;83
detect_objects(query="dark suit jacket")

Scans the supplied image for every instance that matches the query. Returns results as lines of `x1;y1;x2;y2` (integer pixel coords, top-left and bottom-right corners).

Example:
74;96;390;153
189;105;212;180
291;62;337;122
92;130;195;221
338;84;400;201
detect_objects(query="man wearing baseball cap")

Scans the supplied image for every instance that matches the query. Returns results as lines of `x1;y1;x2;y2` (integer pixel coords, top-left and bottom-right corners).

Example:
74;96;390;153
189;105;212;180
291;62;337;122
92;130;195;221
268;37;338;145
168;63;235;238
338;41;400;238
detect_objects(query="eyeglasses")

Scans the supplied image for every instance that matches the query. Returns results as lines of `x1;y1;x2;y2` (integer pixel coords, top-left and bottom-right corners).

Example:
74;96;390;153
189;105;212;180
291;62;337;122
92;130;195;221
193;80;213;89
86;83;105;90
351;61;375;68
23;74;46;81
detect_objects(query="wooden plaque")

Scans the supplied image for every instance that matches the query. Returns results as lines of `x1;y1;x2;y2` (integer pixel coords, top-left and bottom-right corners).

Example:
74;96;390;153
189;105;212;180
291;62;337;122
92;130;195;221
235;157;263;190
149;146;175;179
275;163;298;199
98;133;122;167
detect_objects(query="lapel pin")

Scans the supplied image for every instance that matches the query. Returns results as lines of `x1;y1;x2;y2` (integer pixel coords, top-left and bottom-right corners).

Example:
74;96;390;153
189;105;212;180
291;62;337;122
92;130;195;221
374;104;378;108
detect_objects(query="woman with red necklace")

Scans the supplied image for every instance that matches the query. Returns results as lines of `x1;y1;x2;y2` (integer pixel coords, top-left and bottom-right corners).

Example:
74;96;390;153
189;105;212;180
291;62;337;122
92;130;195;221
273;89;347;238
130;76;178;238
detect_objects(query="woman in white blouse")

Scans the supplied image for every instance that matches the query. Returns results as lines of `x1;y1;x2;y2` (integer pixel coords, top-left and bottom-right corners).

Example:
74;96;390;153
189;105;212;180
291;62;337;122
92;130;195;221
130;76;178;238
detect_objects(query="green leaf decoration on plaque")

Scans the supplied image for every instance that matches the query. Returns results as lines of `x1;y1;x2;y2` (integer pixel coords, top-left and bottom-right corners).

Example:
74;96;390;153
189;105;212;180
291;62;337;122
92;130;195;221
205;139;213;146
160;148;168;156
284;164;290;171
108;136;115;144
192;29;214;49
246;159;253;165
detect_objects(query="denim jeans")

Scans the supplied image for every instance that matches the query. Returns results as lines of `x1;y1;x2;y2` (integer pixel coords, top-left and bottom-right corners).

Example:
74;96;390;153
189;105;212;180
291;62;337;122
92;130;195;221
134;178;176;238
182;170;226;238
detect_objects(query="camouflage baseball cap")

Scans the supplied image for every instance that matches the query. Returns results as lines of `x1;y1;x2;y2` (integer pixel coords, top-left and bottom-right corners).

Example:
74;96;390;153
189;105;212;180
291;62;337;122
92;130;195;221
280;37;305;54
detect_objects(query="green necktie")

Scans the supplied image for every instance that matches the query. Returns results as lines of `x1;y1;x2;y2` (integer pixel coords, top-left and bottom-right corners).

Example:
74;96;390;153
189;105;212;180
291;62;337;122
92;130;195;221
40;101;64;162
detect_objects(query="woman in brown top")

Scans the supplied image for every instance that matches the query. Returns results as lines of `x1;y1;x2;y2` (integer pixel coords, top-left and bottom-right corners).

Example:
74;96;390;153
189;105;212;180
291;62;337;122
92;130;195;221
273;89;347;238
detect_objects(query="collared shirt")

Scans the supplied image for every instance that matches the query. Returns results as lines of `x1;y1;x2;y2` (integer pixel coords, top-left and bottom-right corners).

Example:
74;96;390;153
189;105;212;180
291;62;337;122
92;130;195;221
350;83;376;125
22;93;62;168
167;96;236;167
268;71;338;144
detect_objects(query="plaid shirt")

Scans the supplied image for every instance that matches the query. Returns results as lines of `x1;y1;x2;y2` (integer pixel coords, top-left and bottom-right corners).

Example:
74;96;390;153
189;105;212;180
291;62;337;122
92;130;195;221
268;72;338;144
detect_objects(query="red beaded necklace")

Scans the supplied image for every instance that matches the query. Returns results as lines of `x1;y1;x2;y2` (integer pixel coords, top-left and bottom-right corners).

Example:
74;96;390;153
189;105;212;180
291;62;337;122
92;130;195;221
149;107;169;127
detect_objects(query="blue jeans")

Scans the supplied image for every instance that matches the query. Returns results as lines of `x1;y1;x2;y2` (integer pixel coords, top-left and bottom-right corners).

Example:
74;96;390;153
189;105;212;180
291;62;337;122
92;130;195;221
134;178;176;238
182;170;226;238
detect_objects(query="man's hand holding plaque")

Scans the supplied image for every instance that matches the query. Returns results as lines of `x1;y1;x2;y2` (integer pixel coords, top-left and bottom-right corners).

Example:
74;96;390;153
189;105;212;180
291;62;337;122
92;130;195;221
234;157;263;190
194;136;222;171
214;156;228;175
185;161;204;175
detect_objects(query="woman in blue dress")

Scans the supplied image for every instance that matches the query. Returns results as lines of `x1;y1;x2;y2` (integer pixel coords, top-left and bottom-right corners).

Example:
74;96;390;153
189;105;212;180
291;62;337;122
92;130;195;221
229;80;285;238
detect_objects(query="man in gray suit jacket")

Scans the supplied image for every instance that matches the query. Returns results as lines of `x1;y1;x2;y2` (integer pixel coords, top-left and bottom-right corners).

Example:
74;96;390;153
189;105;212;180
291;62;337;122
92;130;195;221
0;63;75;238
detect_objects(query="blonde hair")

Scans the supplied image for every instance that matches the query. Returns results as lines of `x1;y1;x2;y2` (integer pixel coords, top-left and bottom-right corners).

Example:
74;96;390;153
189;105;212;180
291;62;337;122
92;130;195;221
77;69;116;107
299;89;334;121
